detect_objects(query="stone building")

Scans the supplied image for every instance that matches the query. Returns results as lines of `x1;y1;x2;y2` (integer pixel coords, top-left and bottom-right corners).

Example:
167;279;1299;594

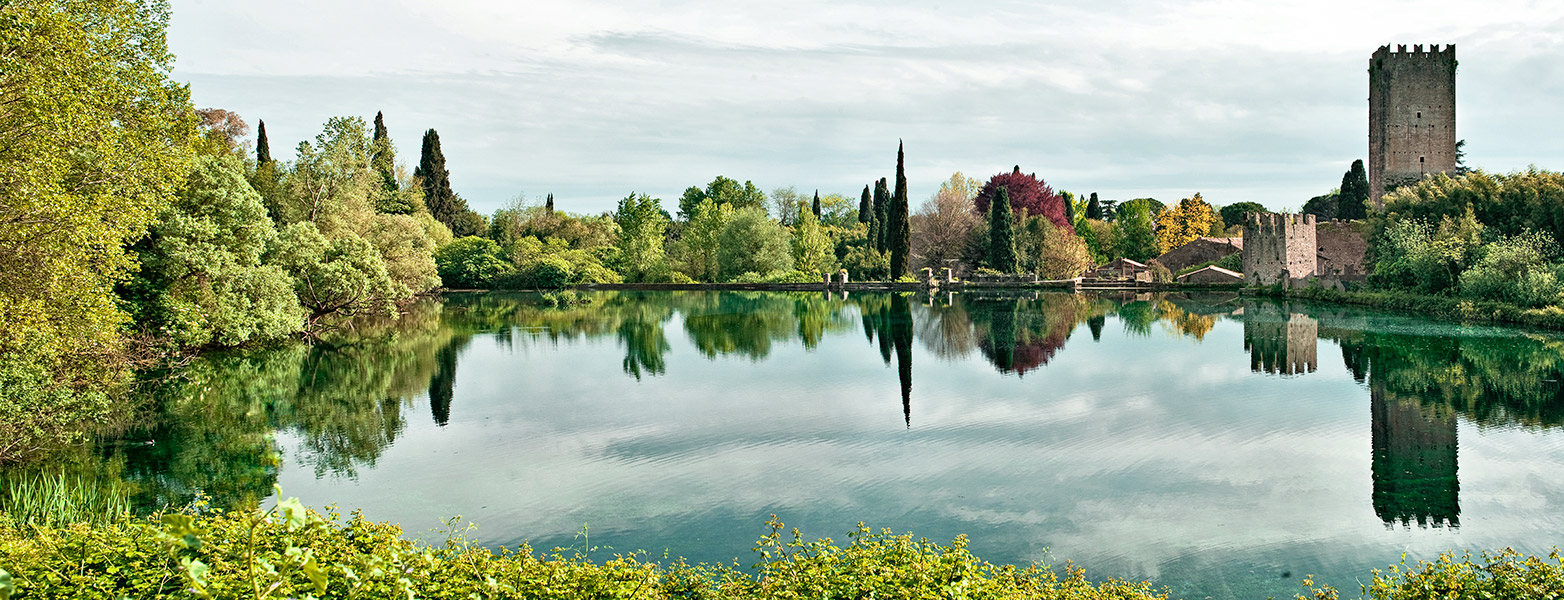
1316;220;1370;281
1154;237;1243;273
1242;213;1316;286
1369;44;1457;204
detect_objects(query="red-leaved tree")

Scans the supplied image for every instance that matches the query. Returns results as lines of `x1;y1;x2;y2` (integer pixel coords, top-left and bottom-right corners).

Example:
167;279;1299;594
973;166;1072;235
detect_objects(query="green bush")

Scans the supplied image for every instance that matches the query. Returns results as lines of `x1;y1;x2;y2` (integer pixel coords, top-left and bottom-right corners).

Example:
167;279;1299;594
842;246;889;281
1299;549;1564;600
760;270;819;284
434;236;513;289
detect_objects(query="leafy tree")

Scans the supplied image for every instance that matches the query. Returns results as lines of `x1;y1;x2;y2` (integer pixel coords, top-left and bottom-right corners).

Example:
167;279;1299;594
1154;193;1219;253
858;185;872;225
873;178;890;251
1379;168;1564;245
812;190;822;218
675;198;734;281
268;222;403;330
718;207;794;280
256;120;272;164
124;154;303;348
415;128;484;236
613;192;671;282
1086;193;1102;220
435;236;512;289
768;185;807;226
678;175;766;220
889;141;911;277
1455;139;1471;176
987;188;1018;272
1061;190;1077;225
1338;159;1371;220
1220;201;1267;229
195;108;249;153
1302;191;1340;221
792;204;833;274
0;0;197;366
1114;200;1158;262
1020;217;1093;279
911;172;980;271
973;167;1072;235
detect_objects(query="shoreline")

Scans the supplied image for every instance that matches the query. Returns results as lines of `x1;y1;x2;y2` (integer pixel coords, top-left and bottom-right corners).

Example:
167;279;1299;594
1243;285;1564;332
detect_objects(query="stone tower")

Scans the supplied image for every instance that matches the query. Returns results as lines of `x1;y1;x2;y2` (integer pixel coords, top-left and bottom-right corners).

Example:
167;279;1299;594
1368;44;1457;204
1242;212;1316;285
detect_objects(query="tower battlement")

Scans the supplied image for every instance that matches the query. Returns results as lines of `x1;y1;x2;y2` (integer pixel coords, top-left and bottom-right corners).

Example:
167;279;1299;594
1243;212;1316;285
1369;43;1457;204
1371;44;1456;61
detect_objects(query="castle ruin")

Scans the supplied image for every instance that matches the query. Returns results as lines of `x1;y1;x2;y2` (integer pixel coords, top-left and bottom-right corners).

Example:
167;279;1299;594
1242;212;1316;285
1369;44;1457;204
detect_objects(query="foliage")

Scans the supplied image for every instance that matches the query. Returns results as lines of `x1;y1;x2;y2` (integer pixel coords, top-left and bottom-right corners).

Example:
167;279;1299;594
842;247;890;281
858;185;873;226
414;129;484;237
0;359;118;465
911;172;982;271
973;166;1072;235
872;178;890;252
1369;209;1484;295
679;175;766;220
269;223;403;330
1113;200;1159;262
1302;190;1339;221
671;198;734;282
255;120;272;165
790;206;834;275
889;141;911;279
1019;217;1093;279
1299;549;1564;600
1086;193;1102;220
1219;202;1266;229
504;237;622;288
124;154;304;348
1154;193;1219;253
987;189;1019;273
718;208;795;281
435;237;512;289
1458;231;1563;307
1338;159;1370;221
1;469;130;528
0;0;197;366
1376;169;1564;247
1145;260;1173;284
612;192;671;282
368;112;402;209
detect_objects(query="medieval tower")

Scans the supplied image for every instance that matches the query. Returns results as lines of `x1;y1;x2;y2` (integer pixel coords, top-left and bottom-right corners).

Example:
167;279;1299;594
1368;44;1457;203
1242;212;1316;285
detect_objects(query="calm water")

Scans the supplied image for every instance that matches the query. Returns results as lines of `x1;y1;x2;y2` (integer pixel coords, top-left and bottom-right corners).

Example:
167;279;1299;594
92;291;1564;598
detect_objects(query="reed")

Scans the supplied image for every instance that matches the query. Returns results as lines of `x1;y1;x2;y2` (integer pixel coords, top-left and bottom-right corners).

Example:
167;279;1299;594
0;469;131;528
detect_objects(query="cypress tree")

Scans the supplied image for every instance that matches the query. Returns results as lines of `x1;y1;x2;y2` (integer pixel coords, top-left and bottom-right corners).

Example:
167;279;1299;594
415;128;477;233
889;140;910;278
858;185;872;224
546;193;555;213
1338;159;1370;220
812;190;821;218
1086;192;1101;220
1062;190;1077;224
255;120;271;164
371;111;398;193
873;178;889;252
988;187;1017;272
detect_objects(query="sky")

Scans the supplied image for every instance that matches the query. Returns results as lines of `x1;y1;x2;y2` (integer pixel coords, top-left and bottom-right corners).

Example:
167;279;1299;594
169;0;1564;216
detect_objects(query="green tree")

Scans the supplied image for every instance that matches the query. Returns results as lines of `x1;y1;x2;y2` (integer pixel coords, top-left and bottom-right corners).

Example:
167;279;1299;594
1339;159;1371;220
415;128;484;236
1154;193;1218;253
1061;190;1077;225
1219;201;1266;229
1114;200;1159;262
858;185;872;225
792;204;833;274
676;198;734;281
613;192;671;282
0;0;197;365
988;188;1018;272
269;222;403;330
812;190;822;218
1302;191;1340;221
371;112;397;194
256;120;272;164
1086;193;1102;220
889;141;911;278
873;178;890;251
718;207;794;280
678;176;766;220
125;154;304;348
435;236;512;289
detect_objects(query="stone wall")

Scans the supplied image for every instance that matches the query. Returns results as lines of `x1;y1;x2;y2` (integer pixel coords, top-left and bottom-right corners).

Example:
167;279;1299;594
1316;220;1369;281
1178;266;1243;285
1242;213;1316;285
1369;44;1457;204
1154;237;1243;273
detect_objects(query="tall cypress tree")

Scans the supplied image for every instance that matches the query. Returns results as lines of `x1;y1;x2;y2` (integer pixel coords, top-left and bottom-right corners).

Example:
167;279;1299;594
988;187;1017;272
858;185;872;224
889;141;910;278
812;190;821;218
1086;192;1101;220
873;178;890;252
1338;159;1370;220
546;193;555;213
371;111;398;193
255;120;271;164
415;128;471;233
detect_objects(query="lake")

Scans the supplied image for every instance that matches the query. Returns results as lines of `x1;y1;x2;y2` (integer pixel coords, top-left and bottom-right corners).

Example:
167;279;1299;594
88;290;1564;599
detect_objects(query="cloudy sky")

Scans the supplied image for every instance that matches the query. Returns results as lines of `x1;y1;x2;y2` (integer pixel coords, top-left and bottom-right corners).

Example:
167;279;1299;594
169;0;1564;215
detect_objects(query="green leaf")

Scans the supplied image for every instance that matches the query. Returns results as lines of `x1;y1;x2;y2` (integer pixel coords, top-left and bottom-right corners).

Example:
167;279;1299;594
301;552;328;594
0;567;14;600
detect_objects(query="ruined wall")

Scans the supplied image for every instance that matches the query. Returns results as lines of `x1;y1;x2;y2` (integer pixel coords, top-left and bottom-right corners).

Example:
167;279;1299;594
1316;220;1369;281
1154;237;1243;273
1242;213;1316;285
1369;44;1457;204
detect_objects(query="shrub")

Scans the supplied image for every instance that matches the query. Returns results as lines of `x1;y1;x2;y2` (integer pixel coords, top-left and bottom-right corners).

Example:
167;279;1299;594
434;236;512;289
842;247;889;281
1146;260;1172;283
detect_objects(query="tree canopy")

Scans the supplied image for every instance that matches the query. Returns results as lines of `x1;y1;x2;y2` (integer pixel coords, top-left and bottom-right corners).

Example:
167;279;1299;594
973;167;1072;236
1155;193;1219;253
679;176;766;220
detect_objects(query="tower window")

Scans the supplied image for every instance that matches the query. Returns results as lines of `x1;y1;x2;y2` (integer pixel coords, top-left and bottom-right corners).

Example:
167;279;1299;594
1416;111;1422;118
1420;156;1425;163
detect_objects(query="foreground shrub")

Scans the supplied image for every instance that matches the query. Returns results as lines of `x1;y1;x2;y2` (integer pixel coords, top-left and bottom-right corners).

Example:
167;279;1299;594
1298;549;1564;600
0;504;1168;600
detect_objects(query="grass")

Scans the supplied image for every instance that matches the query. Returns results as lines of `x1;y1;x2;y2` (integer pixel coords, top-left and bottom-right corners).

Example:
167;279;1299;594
0;469;131;529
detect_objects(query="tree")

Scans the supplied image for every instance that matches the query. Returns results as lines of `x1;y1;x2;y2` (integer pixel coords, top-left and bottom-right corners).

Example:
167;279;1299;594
858;185;872;225
911;172;981;271
1061;190;1077;225
1155;193;1219;253
679;176;766;220
812;190;822;218
1302;191;1340;221
1114;200;1159;261
1021;217;1093;279
415;128;484;235
371;112;398;193
195;108;249;152
988;188;1018;272
767;185;806;225
676;198;733;282
1338;159;1371;220
435;236;512;289
269;222;403;331
791;204;833;274
256;120;272;164
125;154;303;348
873;178;890;251
1219;202;1266;229
613;192;671;282
0;0;197;365
973;167;1072;235
889;141;911;278
1086;193;1102;220
717;207;794;280
1455;139;1471;176
546;193;555;213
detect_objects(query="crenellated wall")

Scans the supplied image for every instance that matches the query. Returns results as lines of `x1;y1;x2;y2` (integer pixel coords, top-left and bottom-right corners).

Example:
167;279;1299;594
1369;43;1457;204
1242;212;1317;285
